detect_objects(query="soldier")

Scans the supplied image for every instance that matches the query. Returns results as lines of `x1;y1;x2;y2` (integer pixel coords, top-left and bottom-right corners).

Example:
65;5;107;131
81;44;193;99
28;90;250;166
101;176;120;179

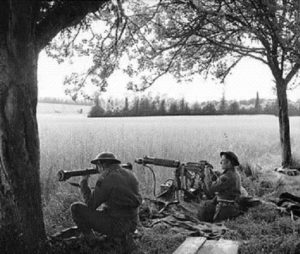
71;152;142;247
198;151;242;222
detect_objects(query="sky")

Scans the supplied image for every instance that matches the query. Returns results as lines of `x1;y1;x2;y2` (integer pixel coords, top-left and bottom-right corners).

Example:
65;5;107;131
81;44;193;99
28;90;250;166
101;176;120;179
38;50;300;103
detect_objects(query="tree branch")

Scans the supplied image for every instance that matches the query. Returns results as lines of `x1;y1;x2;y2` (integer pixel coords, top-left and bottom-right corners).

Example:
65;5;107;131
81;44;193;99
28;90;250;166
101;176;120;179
136;41;188;91
36;0;109;52
285;63;300;84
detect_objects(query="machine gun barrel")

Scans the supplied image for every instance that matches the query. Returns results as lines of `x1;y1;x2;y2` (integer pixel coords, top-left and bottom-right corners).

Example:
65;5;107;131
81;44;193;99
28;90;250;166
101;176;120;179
57;168;97;181
135;156;181;168
57;163;133;181
135;156;212;172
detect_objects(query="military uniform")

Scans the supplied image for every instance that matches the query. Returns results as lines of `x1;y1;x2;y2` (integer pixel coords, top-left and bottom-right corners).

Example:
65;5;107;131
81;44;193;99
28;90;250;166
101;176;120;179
198;166;242;222
71;163;142;237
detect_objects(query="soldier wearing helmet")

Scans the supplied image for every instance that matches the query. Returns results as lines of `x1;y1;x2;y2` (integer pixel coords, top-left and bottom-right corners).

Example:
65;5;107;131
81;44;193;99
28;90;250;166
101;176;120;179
71;152;142;246
198;151;242;222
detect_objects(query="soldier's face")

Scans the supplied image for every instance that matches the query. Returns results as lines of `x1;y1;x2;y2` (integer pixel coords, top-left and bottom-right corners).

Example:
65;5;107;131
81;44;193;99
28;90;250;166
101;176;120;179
220;155;233;170
96;162;104;172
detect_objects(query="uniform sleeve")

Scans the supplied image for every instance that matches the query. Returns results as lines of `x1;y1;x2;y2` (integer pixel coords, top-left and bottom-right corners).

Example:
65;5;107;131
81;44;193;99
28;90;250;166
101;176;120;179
133;177;143;206
209;175;230;193
80;178;92;205
80;176;113;210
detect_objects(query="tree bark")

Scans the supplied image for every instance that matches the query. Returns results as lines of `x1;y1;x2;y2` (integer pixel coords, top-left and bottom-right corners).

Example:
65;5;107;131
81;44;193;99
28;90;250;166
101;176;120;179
0;1;46;252
276;80;292;167
0;0;111;252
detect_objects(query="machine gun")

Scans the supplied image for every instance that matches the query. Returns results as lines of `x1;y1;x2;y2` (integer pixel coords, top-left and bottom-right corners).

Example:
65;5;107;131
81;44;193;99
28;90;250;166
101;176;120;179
57;163;133;182
135;156;218;202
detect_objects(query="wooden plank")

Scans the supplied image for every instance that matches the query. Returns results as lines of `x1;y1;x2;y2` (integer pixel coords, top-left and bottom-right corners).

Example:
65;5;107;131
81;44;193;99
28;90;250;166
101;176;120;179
198;239;240;254
173;237;207;254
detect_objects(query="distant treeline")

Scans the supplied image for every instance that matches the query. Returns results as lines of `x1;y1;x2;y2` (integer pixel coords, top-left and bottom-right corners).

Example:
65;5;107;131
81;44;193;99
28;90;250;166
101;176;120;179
88;93;300;117
39;97;92;106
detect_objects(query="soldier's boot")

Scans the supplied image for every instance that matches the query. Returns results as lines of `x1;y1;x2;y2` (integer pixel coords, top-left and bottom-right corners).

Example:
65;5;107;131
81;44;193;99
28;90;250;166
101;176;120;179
81;231;97;246
113;233;137;254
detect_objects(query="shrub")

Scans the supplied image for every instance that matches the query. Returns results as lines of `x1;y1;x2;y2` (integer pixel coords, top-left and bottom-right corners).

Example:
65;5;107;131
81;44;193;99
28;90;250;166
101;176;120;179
88;105;105;117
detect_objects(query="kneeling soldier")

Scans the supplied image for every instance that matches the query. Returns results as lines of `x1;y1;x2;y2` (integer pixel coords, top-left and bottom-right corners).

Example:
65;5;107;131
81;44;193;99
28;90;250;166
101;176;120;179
198;151;241;222
71;152;142;246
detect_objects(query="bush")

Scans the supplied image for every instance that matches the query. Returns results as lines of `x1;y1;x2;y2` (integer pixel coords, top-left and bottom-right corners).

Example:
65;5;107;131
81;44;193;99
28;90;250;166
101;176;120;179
224;204;300;254
88;105;105;117
240;235;300;254
239;162;261;179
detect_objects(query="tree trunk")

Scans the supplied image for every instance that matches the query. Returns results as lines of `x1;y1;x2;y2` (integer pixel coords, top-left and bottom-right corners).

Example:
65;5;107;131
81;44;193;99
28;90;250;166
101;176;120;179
0;1;46;252
276;80;292;167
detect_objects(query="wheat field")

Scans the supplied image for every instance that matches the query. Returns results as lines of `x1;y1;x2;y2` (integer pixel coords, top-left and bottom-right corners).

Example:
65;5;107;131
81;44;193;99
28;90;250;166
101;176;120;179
37;109;300;233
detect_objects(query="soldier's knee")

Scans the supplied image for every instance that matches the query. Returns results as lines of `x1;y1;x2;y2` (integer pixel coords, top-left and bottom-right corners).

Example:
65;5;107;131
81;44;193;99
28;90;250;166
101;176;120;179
71;202;85;216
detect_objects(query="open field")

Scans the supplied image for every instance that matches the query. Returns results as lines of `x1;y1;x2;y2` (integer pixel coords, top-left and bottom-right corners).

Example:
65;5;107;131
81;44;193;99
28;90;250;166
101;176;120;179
37;102;91;115
39;112;300;175
38;109;300;253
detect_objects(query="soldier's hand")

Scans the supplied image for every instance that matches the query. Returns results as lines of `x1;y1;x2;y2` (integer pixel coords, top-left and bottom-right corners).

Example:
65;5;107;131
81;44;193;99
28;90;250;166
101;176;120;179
204;165;211;178
81;174;90;182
